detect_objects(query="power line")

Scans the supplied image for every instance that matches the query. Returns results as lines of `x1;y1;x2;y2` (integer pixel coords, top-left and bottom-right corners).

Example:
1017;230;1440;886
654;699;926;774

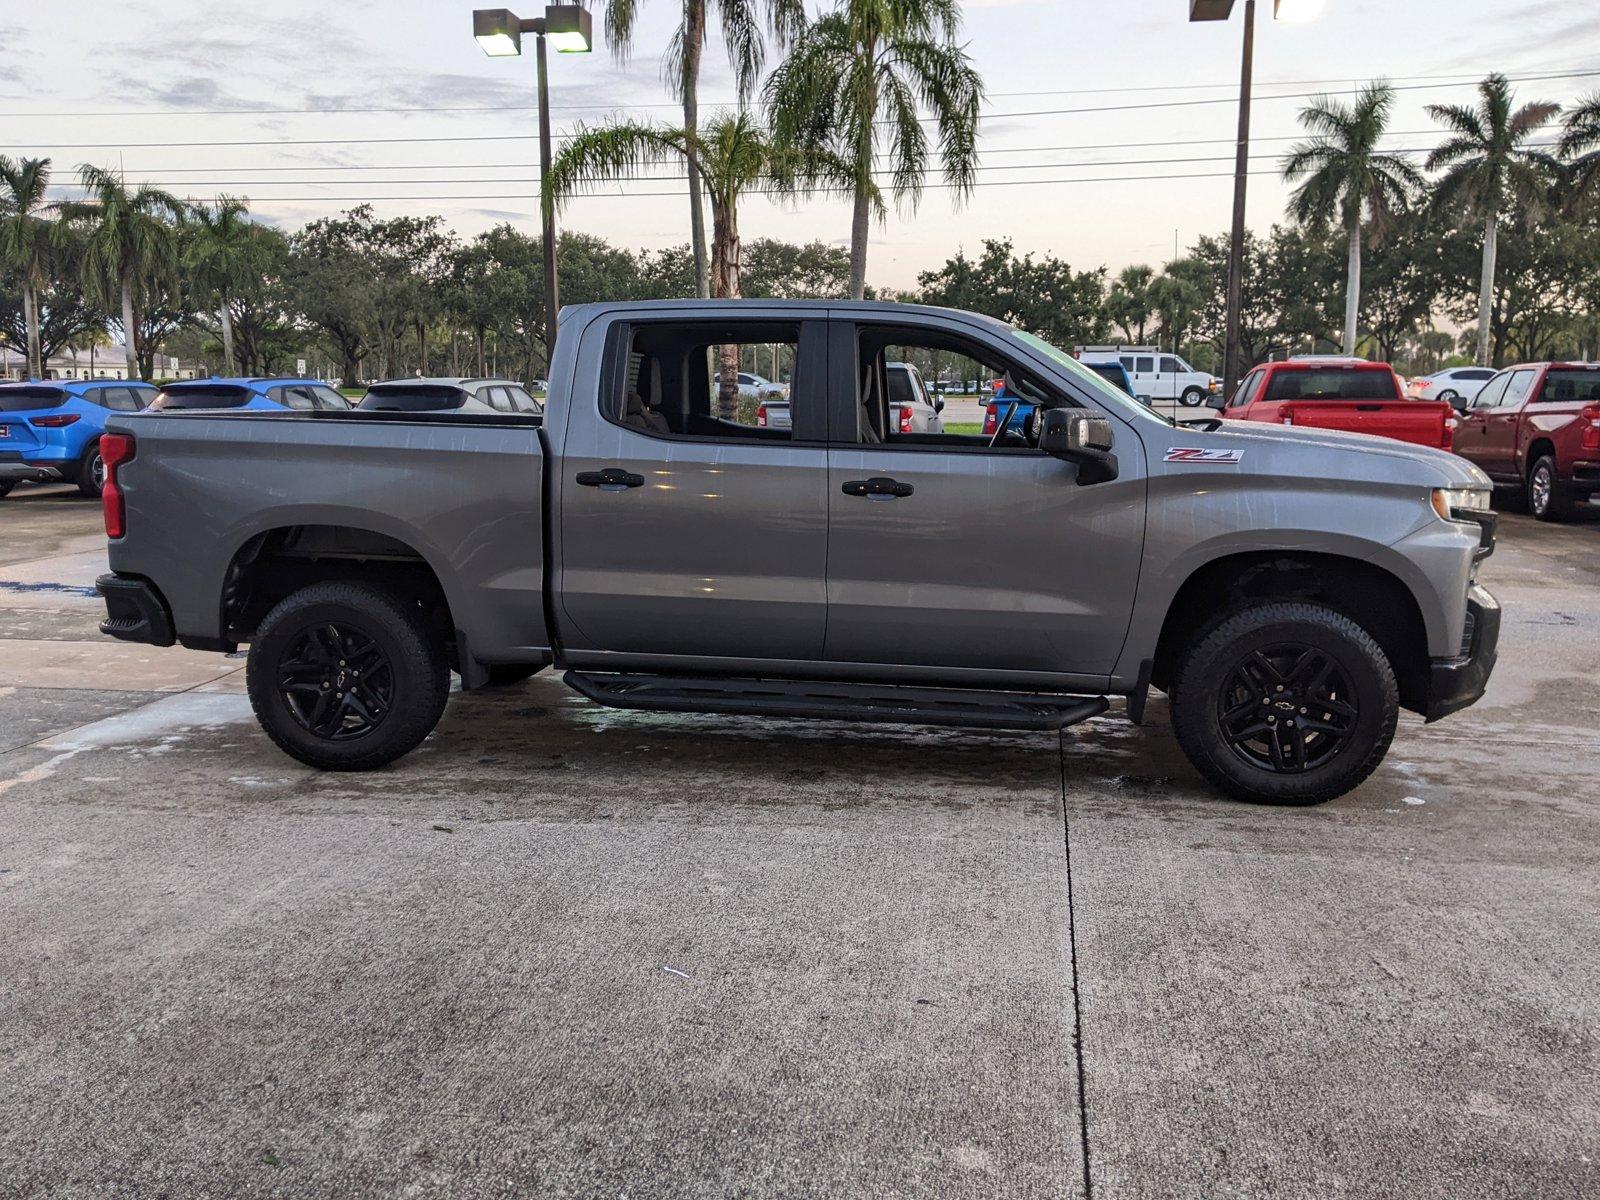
7;69;1598;151
5;66;1596;118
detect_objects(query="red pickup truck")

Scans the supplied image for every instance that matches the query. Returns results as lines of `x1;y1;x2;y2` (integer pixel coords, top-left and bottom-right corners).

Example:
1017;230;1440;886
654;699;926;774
1451;361;1600;521
1221;360;1456;451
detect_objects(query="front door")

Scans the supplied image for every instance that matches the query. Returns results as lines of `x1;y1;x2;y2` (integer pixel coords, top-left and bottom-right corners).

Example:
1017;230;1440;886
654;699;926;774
1481;366;1539;478
1455;370;1511;476
822;317;1146;681
558;316;830;661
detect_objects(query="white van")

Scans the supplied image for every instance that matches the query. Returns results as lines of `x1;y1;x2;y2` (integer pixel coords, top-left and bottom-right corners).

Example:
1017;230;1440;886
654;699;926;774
1078;346;1219;417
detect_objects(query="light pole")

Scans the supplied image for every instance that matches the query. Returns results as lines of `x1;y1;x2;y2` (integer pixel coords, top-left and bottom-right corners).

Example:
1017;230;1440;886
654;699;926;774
1189;0;1323;400
473;5;593;361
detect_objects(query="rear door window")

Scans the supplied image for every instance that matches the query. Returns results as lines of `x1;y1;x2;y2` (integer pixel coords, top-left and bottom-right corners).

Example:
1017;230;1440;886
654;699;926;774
1134;356;1155;374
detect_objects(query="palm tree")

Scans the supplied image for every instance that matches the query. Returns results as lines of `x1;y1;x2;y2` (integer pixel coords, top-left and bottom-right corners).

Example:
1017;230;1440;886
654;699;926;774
1557;91;1600;212
57;165;186;380
0;156;56;380
187;195;253;372
766;0;982;299
548;109;858;414
1283;82;1422;356
1425;74;1561;366
1106;264;1156;344
603;0;804;300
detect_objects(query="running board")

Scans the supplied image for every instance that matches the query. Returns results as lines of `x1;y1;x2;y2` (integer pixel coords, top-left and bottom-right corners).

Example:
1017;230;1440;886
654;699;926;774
564;671;1110;732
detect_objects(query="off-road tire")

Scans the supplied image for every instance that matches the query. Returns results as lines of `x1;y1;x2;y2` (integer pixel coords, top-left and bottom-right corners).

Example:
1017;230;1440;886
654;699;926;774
1170;601;1398;805
76;440;104;498
247;582;449;771
483;664;541;687
1528;454;1574;522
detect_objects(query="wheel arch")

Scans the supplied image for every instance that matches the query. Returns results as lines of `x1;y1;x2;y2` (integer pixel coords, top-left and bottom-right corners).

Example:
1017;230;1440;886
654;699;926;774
1149;550;1432;714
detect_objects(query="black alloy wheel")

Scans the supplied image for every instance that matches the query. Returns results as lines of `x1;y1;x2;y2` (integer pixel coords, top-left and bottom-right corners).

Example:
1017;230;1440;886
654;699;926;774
277;621;395;740
1217;643;1357;773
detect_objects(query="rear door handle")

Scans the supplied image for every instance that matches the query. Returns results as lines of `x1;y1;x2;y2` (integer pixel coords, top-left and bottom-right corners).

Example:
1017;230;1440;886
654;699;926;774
841;476;914;499
576;467;645;490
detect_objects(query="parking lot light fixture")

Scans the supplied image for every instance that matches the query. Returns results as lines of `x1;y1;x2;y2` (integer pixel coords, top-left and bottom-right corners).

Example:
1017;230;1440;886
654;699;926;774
1188;0;1323;401
471;4;593;358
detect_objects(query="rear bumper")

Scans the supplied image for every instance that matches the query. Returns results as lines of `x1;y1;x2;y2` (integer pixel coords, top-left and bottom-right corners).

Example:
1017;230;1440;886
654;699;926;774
96;573;176;647
0;461;65;483
1423;584;1500;722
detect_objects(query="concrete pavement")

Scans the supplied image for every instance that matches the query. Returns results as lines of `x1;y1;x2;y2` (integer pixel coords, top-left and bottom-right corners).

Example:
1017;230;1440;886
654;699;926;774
0;482;1595;1197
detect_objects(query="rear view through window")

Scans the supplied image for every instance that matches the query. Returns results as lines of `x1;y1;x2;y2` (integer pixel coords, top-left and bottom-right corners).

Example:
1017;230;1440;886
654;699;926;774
1264;368;1400;402
150;385;253;410
0;387;67;411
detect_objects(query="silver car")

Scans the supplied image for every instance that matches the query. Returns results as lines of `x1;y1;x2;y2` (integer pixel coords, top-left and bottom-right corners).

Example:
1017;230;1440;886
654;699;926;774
359;377;543;416
759;362;943;432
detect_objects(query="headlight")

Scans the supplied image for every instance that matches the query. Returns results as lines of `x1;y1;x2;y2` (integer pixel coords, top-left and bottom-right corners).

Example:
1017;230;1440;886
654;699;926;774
1432;487;1492;521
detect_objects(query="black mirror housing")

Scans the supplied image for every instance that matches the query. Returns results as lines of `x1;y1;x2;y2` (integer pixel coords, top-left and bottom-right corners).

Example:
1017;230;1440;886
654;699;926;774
1039;409;1119;484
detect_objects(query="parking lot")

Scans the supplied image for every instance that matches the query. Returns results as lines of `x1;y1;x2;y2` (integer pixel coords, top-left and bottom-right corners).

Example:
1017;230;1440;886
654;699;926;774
1;484;1596;1197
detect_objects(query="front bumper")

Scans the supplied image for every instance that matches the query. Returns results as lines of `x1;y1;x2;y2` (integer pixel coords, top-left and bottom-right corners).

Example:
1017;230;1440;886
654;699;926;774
97;573;176;647
1424;584;1500;722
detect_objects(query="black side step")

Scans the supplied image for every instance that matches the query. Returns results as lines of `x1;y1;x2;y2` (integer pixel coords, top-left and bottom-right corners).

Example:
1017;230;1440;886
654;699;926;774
563;671;1110;732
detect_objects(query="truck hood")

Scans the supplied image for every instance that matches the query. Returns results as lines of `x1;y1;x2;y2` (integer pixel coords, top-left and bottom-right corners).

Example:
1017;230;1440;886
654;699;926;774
1198;418;1491;489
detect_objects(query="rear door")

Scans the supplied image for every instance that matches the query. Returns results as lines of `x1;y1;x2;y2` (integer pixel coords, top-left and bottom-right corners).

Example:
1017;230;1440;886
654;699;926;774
557;314;831;662
822;314;1146;681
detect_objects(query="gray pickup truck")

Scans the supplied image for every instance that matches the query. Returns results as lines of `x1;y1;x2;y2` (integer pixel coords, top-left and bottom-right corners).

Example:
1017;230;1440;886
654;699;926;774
96;300;1500;805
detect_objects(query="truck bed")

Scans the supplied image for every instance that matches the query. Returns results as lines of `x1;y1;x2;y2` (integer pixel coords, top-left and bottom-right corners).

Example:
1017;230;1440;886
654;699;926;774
103;409;552;665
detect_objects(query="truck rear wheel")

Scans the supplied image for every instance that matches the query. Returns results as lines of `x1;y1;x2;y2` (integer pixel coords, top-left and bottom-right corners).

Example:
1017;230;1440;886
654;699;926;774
246;582;449;771
1528;455;1574;522
1169;602;1398;805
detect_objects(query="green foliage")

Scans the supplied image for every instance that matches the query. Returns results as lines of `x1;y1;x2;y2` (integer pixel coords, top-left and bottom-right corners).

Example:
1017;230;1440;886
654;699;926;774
916;238;1109;348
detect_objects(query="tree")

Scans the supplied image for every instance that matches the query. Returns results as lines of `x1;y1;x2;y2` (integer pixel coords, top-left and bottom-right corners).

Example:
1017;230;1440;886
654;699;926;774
1557;91;1600;213
0;230;105;370
549;111;855;412
1283;82;1422;355
289;209;379;385
1149;259;1208;359
1105;264;1156;344
916;238;1108;348
741;238;851;297
57;166;186;380
1425;74;1561;365
186;196;254;372
0;155;55;379
603;0;803;299
766;0;982;299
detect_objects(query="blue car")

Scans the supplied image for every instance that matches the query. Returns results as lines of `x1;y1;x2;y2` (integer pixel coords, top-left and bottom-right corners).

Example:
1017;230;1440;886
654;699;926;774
982;361;1137;439
0;379;159;498
149;377;353;414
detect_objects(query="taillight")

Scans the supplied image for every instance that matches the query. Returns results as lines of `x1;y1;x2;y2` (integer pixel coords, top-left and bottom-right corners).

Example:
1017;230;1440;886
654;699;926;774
898;405;913;434
982;403;998;436
1281;414;1294;426
101;433;136;539
756;404;768;428
1582;403;1600;451
30;413;80;428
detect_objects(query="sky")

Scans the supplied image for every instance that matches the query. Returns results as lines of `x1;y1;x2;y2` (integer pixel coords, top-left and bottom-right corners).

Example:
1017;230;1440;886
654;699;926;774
4;0;1600;291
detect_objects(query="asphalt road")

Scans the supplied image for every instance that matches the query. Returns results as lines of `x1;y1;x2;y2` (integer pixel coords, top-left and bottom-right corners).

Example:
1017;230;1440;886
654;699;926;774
0;483;1596;1198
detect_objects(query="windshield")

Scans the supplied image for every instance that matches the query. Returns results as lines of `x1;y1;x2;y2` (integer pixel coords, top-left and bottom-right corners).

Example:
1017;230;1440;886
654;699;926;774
1012;328;1168;420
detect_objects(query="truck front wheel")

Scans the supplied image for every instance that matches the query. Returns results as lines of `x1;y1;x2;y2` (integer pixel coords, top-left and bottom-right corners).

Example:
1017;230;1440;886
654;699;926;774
246;582;449;771
1169;602;1398;805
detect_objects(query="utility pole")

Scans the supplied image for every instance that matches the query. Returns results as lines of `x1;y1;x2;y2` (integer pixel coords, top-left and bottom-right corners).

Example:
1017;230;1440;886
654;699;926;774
1223;0;1255;402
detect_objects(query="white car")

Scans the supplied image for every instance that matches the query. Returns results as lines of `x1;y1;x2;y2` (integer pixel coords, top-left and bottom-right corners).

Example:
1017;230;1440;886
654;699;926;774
713;371;788;401
1077;347;1218;416
1407;367;1496;408
757;362;943;433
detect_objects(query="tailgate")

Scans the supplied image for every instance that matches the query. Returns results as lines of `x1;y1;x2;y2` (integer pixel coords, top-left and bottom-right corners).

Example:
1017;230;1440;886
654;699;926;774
1284;401;1450;447
0;415;44;449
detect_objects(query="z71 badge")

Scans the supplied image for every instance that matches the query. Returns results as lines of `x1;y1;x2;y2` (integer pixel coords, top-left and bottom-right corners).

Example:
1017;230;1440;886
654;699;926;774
1164;447;1244;464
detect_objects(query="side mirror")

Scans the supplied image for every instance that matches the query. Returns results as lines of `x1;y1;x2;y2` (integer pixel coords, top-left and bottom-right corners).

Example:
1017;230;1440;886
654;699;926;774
933;395;945;413
1449;395;1469;414
1038;409;1119;484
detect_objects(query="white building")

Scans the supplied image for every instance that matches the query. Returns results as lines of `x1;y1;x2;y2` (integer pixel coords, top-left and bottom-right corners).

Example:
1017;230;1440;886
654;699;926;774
0;347;198;383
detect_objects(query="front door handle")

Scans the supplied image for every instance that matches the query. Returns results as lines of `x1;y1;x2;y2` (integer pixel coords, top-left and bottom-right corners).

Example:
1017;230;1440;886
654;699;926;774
842;476;914;499
576;467;645;490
